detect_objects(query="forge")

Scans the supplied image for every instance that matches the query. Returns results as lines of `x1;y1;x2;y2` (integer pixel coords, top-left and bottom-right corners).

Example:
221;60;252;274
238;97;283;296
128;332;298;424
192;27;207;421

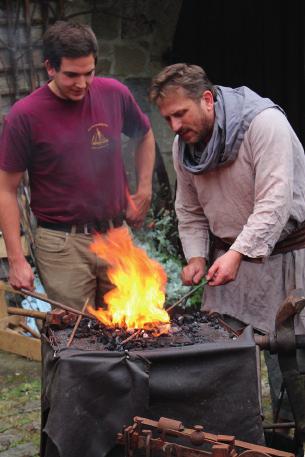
40;228;266;457
41;312;264;457
50;310;235;351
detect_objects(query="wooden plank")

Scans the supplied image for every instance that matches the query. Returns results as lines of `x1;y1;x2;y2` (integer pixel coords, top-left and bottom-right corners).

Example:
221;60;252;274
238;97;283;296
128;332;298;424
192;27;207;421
0;288;7;318
0;328;41;361
0;314;24;330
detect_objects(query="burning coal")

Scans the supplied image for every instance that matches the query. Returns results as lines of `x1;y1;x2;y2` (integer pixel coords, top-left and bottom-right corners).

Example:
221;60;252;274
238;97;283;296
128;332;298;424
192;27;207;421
88;227;170;330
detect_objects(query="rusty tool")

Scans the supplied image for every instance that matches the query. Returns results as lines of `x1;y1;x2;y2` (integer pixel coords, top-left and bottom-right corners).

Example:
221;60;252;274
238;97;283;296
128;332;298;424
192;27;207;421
253;290;305;441
206;311;241;338
117;416;294;457
7;306;77;328
121;329;142;345
0;281;93;319
16;320;40;339
67;298;89;347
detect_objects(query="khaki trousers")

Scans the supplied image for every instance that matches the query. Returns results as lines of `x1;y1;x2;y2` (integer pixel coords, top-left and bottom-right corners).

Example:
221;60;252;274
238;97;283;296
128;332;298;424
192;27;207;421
34;227;113;311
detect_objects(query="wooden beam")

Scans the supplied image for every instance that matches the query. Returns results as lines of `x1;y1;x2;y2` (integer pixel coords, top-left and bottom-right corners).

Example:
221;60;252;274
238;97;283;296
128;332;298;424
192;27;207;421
0;328;41;361
0;287;8;318
0;314;23;330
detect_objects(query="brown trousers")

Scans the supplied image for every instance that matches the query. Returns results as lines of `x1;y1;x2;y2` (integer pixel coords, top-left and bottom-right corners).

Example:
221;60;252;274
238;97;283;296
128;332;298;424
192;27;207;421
34;227;113;311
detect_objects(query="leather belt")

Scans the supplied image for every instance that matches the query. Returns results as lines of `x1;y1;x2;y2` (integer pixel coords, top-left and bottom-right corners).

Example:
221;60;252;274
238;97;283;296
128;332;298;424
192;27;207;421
210;222;305;263
37;214;124;235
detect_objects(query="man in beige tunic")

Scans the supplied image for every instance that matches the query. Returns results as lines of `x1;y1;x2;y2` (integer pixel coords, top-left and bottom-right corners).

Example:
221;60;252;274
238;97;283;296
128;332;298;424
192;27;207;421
149;63;305;423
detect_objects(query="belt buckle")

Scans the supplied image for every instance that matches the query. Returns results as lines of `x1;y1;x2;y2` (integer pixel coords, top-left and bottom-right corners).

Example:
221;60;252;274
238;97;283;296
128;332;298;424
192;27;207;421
83;224;90;235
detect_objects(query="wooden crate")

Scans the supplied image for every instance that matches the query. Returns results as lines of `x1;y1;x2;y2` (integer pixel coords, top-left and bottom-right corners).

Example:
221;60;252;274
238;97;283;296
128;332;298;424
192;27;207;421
0;288;41;361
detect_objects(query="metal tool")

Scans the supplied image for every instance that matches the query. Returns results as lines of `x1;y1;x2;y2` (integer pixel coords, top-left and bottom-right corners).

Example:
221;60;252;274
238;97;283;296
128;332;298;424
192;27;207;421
254;289;305;442
166;278;208;313
117;416;294;457
0;280;92;319
7;306;77;328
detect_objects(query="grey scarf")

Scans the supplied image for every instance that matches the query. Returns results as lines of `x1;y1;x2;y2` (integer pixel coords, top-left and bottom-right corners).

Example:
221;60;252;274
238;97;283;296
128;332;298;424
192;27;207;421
178;85;284;174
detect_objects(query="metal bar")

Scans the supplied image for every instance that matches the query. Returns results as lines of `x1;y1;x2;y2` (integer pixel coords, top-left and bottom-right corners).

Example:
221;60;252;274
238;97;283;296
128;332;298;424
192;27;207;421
0;281;92;318
121;329;141;345
263;422;295;430
19;321;40;339
67;299;89;348
20;288;93;318
166;279;207;313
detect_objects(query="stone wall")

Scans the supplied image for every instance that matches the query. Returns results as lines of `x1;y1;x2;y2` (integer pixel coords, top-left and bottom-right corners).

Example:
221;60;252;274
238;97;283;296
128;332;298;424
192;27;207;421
0;0;182;189
91;0;182;189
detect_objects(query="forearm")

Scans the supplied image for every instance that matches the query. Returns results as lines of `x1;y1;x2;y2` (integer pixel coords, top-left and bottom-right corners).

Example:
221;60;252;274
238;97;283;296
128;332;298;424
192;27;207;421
134;128;155;193
0;189;24;263
0;184;34;289
126;129;155;226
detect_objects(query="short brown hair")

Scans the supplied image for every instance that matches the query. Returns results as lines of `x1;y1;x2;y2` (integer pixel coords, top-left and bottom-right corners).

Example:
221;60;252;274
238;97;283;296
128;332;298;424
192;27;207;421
43;21;98;71
149;63;216;103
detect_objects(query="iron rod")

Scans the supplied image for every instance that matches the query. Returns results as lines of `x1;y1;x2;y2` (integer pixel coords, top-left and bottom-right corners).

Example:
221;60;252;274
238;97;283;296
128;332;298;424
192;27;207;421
166;279;207;313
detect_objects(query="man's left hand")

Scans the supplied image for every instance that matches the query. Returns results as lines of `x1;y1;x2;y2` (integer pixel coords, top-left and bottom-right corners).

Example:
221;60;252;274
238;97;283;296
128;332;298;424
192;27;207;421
126;188;152;229
206;250;242;286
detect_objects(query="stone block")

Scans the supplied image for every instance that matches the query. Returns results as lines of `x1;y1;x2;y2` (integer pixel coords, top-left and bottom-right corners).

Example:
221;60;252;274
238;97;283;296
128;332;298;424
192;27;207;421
114;45;147;76
124;77;151;113
96;59;112;75
92;11;120;40
98;42;112;58
121;12;155;40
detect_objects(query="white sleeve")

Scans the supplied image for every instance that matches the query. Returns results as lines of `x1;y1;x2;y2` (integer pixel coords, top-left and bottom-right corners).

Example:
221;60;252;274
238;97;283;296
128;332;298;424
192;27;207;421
231;109;294;258
173;136;210;261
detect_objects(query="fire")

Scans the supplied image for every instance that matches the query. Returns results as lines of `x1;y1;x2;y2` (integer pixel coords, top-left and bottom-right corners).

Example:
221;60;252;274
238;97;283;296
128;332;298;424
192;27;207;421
88;227;170;329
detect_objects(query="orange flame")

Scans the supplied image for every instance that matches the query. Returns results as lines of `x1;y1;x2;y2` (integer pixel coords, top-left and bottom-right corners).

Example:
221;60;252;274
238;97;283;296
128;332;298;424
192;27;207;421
88;227;170;329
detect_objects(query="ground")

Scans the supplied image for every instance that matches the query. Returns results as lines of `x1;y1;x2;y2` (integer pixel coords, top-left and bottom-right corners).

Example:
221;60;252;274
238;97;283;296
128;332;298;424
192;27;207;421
0;350;40;457
0;349;273;457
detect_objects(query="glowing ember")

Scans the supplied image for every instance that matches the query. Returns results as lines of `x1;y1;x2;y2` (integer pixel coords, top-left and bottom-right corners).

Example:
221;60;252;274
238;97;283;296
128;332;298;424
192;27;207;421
88;227;170;329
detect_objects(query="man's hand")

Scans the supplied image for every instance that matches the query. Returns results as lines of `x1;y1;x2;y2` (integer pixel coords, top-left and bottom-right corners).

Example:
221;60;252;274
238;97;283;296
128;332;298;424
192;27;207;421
125;187;152;229
206;250;242;286
9;257;35;291
181;257;206;286
127;128;155;229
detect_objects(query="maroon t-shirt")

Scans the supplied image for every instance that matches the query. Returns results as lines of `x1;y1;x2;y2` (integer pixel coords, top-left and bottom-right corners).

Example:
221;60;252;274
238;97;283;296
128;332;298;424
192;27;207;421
0;78;150;224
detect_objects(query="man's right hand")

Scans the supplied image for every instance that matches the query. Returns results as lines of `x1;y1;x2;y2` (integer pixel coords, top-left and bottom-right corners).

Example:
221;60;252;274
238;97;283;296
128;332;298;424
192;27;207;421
181;257;206;286
9;257;35;290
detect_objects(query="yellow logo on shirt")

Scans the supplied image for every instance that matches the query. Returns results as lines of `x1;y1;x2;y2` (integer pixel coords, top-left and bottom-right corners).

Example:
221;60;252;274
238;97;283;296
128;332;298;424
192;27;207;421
88;123;109;149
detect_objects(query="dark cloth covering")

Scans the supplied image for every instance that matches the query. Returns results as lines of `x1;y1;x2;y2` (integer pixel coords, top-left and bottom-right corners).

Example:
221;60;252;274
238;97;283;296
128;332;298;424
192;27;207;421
41;326;264;457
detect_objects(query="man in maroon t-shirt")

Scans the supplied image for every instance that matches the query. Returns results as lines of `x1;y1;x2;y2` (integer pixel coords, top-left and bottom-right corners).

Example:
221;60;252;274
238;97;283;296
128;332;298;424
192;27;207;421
0;21;155;310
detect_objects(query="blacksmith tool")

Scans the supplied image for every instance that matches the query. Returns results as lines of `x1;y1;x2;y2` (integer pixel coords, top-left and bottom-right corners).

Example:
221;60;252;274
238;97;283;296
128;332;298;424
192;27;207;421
0;280;92;319
7;306;77;328
118;416;294;457
166;278;208;313
254;289;305;442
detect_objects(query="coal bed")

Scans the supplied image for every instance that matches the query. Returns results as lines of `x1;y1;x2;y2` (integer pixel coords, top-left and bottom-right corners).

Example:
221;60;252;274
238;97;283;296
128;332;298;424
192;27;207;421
48;311;235;352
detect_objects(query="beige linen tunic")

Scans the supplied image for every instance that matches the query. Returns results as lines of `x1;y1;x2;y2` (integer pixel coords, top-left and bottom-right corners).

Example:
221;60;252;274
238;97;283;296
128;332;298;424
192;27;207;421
173;108;305;333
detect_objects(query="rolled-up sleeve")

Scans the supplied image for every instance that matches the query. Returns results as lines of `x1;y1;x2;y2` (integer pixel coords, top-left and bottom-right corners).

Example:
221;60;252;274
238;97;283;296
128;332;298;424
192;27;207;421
231;109;294;258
